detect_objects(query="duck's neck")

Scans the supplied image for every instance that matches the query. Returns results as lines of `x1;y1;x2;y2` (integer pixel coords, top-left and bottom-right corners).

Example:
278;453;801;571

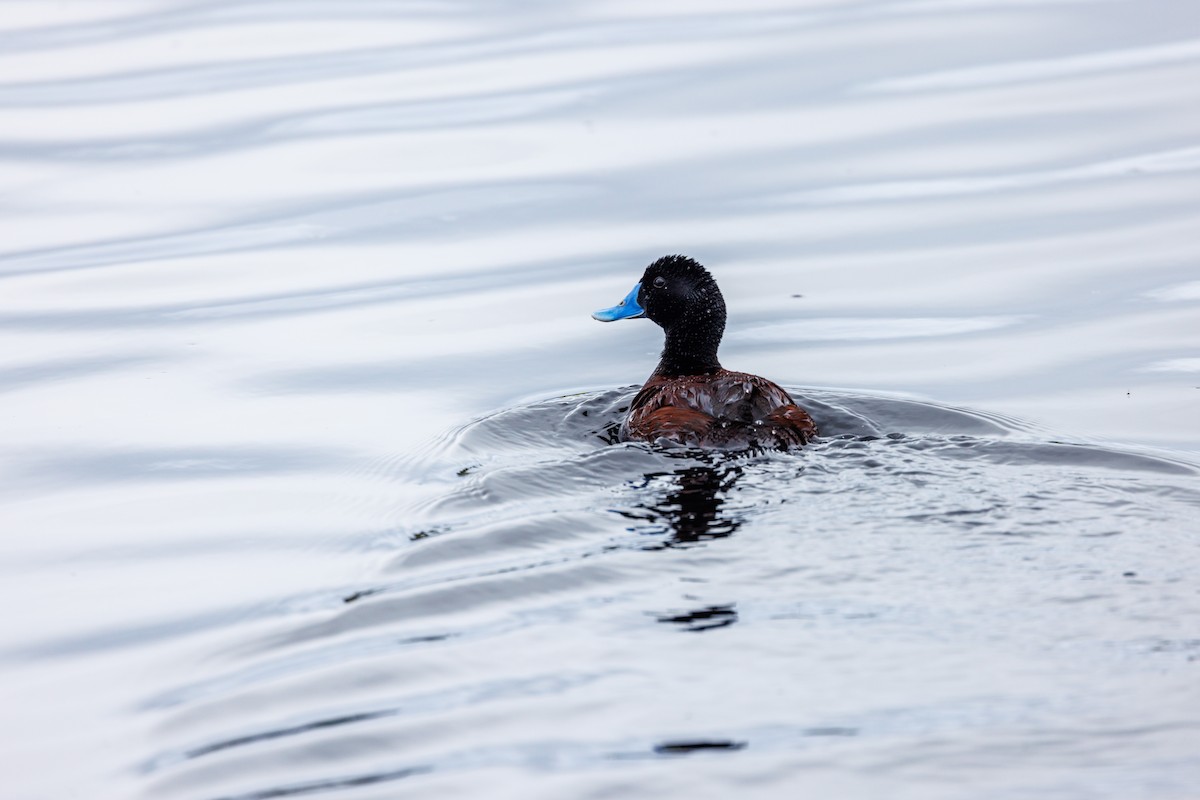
654;316;724;377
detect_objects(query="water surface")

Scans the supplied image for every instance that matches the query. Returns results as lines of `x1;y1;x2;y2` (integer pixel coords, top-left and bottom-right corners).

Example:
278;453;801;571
1;2;1199;798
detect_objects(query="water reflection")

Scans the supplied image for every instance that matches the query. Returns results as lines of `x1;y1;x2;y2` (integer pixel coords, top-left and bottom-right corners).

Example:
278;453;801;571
120;387;1200;800
656;603;738;632
620;461;746;549
6;1;1200;797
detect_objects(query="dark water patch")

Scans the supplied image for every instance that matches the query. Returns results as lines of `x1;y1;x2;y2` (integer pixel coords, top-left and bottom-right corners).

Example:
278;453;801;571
653;739;747;755
340;589;379;604
618;464;748;549
211;765;432;800
180;709;394;762
655;603;738;632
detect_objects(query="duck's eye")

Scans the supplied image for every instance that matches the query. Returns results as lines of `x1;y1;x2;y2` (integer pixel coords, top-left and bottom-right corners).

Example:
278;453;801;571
653;276;667;289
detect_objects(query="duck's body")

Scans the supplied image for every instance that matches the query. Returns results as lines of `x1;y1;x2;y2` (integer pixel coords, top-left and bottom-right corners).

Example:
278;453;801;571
624;369;817;450
594;255;817;450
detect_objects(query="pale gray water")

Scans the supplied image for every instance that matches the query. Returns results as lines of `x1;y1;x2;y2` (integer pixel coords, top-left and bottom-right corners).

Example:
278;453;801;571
1;2;1199;799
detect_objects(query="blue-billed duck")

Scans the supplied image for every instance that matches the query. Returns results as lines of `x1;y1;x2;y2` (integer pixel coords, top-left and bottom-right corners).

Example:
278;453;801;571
593;255;818;450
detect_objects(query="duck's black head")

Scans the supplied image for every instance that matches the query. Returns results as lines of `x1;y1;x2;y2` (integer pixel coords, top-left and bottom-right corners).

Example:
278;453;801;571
593;254;726;376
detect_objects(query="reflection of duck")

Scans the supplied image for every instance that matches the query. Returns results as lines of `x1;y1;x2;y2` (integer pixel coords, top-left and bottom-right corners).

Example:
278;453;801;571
594;255;818;450
617;462;743;547
654;464;742;546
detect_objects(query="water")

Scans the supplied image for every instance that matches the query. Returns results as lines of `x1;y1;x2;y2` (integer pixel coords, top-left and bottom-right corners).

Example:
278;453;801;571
2;2;1199;798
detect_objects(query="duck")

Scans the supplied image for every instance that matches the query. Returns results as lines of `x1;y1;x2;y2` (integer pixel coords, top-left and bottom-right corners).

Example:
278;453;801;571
593;255;818;450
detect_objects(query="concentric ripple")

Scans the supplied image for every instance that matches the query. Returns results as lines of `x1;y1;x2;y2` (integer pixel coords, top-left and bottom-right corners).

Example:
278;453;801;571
138;389;1200;800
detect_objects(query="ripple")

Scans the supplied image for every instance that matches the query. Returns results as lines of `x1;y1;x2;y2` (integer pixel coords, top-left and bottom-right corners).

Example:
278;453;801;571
128;388;1200;800
734;315;1028;342
782;146;1200;204
864;38;1200;93
5;3;1200;799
